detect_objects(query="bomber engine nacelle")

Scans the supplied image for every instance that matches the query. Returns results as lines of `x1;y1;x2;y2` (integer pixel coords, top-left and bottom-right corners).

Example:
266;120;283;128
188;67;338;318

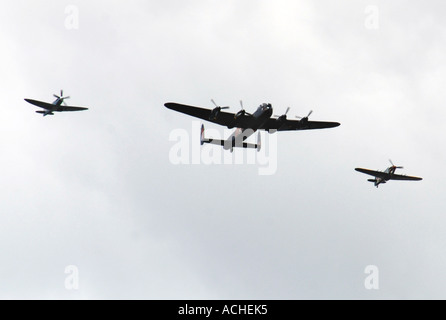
273;107;290;130
233;100;250;120
296;110;313;127
234;109;246;120
209;99;229;120
209;106;227;120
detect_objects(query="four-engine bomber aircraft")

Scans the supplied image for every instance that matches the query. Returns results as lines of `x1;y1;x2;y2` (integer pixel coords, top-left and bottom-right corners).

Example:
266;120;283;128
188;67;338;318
25;90;88;116
355;160;422;188
164;100;340;152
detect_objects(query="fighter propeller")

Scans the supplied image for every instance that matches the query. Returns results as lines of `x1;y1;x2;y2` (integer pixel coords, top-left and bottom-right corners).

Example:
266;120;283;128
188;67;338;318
53;90;70;106
389;159;403;169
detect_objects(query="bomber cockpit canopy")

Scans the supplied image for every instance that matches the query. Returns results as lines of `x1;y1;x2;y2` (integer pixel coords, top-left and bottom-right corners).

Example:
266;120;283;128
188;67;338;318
260;103;272;111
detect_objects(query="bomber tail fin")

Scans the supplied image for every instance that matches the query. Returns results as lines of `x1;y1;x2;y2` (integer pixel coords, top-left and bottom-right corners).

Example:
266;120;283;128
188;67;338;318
256;131;261;152
200;124;223;147
200;124;207;145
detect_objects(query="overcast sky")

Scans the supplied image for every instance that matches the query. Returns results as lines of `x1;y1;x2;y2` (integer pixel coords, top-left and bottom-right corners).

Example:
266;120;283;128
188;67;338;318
0;0;445;299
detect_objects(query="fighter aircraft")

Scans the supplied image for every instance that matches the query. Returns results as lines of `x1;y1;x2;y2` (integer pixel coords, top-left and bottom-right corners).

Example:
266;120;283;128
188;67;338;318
25;90;88;116
164;100;340;152
355;160;422;188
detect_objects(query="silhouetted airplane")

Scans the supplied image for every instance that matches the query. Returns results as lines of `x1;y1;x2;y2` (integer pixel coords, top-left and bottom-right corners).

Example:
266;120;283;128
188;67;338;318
355;160;422;188
25;90;88;116
165;100;340;152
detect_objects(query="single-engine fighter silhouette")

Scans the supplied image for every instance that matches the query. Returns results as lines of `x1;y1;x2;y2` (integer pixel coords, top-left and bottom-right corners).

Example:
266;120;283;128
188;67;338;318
25;90;88;116
355;160;422;188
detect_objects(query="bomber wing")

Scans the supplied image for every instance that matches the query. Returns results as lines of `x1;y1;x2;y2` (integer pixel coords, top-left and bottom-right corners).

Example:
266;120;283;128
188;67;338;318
164;102;252;128
260;118;340;131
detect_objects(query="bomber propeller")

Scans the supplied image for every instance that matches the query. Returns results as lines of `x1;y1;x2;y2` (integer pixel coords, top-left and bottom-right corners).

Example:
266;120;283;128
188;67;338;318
274;107;291;122
234;100;251;119
209;99;230;120
296;110;313;121
211;99;230;111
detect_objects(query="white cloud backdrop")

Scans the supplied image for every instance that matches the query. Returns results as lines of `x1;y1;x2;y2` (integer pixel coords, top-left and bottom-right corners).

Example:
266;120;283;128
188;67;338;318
0;0;444;299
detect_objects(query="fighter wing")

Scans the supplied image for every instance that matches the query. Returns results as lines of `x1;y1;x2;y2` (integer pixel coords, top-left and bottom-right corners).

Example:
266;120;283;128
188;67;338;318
355;168;390;179
164;102;251;128
56;105;88;112
25;99;88;112
389;174;423;181
24;99;53;110
260;118;340;131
